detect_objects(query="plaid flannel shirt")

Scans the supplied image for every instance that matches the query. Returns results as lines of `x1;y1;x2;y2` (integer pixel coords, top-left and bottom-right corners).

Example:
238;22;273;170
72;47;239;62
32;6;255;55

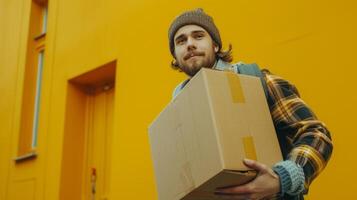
262;70;333;199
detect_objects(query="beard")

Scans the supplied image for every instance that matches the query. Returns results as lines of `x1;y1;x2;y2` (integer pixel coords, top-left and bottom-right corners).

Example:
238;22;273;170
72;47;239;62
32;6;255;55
177;51;216;77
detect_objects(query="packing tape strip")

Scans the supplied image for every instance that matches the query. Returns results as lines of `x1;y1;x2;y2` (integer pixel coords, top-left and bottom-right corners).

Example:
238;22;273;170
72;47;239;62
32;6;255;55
242;136;257;161
226;72;245;103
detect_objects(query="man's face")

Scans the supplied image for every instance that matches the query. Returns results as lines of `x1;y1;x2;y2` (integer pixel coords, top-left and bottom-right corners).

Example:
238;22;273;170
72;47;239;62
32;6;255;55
174;25;218;77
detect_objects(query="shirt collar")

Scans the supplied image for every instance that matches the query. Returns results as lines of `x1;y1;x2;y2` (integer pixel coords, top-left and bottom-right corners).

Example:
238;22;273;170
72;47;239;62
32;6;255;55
212;59;233;71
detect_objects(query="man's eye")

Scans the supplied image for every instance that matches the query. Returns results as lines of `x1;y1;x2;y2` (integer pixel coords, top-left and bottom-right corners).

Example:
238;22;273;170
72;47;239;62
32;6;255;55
177;39;185;45
195;34;204;39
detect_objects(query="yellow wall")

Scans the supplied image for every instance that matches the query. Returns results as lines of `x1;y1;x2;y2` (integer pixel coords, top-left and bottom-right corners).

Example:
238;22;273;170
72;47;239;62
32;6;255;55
1;0;356;199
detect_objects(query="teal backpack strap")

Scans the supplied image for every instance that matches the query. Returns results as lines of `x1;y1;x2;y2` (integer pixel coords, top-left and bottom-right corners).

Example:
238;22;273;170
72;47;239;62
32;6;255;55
233;63;269;100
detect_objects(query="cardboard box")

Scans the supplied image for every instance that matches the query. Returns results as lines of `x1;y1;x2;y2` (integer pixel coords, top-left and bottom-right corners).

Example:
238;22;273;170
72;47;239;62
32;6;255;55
149;68;282;200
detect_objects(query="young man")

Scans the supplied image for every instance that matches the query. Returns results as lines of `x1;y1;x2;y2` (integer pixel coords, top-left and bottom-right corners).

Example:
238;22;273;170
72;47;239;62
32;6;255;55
168;8;333;200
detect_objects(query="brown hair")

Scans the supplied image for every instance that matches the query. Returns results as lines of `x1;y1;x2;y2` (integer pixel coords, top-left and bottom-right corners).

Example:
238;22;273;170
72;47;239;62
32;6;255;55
171;44;233;70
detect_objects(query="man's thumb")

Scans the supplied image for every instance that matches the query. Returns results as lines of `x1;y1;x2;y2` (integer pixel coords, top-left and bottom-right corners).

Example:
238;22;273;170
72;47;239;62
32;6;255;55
243;158;266;171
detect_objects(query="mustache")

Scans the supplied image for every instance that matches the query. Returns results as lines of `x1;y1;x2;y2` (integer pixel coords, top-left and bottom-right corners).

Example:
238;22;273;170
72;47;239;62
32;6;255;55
184;51;205;60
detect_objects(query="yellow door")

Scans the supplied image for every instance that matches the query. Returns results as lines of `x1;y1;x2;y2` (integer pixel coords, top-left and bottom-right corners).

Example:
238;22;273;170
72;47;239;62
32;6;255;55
60;82;114;200
82;87;114;200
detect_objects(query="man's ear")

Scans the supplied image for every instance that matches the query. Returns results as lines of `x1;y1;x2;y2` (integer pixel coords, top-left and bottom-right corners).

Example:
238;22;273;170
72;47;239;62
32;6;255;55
213;44;219;53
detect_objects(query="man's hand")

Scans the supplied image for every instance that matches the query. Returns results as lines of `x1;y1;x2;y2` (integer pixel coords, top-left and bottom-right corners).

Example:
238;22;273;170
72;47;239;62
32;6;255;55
215;159;281;200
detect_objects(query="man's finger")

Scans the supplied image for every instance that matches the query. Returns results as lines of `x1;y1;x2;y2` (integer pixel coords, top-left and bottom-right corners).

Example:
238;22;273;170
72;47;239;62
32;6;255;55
243;158;267;172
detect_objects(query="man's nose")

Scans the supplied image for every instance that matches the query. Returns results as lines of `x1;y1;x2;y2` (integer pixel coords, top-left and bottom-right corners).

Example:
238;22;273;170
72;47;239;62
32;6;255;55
186;37;196;51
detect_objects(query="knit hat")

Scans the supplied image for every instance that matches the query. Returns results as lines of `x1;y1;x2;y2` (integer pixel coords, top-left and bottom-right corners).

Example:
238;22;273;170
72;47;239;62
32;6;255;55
168;8;222;57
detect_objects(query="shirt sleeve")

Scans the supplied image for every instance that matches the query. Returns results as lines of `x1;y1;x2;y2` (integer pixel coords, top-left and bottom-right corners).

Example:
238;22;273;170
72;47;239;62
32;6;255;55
262;70;333;193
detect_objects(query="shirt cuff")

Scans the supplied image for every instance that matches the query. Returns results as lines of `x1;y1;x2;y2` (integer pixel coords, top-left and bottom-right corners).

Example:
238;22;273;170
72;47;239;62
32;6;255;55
273;160;305;196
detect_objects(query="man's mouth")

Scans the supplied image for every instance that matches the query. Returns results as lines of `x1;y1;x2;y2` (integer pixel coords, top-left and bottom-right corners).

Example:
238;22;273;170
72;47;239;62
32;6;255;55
184;52;204;60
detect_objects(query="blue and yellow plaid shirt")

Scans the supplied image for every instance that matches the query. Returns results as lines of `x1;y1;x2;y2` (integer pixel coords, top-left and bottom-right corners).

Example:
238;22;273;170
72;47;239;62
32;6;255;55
262;69;333;199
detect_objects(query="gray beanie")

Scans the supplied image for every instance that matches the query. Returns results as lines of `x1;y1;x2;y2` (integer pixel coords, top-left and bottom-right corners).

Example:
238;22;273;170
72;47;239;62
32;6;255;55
168;8;222;57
